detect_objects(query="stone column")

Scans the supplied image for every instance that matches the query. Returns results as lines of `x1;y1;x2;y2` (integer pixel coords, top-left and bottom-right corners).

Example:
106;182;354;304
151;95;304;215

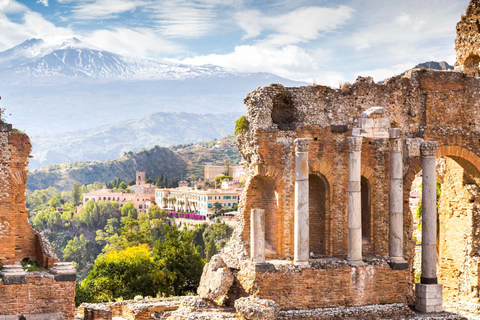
0;263;26;285
415;141;442;313
49;262;77;282
251;209;266;264
388;129;408;268
294;138;311;267
347;137;364;265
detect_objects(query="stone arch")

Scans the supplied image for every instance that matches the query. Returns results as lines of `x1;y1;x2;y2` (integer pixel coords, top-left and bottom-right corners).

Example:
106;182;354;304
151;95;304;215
404;145;480;313
308;173;330;256
245;175;280;256
462;53;480;77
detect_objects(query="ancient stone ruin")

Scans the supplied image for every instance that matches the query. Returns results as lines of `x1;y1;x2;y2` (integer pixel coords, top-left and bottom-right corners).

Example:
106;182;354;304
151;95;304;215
0;119;76;319
194;0;480;318
64;0;480;319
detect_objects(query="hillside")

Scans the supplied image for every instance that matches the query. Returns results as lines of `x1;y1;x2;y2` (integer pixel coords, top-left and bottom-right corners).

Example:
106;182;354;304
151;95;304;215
30;112;242;170
27;136;241;191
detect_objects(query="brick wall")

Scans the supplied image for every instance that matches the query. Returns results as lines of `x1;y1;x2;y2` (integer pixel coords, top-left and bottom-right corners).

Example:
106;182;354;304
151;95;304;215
0;272;75;319
0;130;57;267
236;261;411;310
227;68;480;311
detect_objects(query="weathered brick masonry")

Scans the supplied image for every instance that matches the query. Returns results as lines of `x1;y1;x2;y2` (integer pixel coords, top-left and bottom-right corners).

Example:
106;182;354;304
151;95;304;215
0;125;57;267
0;272;75;318
0;122;76;319
236;260;410;310
224;27;480;311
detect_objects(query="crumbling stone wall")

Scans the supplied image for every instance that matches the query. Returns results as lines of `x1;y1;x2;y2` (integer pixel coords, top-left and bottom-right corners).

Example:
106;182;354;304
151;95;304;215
226;68;480;310
0;271;75;318
0;125;58;267
236;260;410;310
456;0;480;76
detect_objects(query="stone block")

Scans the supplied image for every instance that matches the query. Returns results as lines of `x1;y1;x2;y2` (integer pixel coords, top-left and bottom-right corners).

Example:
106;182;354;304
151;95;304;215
0;264;27;285
388;261;409;270
254;263;275;272
415;284;443;313
197;255;233;305
49;262;76;282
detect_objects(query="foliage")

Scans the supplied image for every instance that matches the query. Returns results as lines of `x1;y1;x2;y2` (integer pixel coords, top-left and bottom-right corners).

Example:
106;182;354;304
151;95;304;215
214;175;233;186
153;225;204;295
76;244;172;305
203;218;233;249
205;238;217;262
121;202;138;220
234;115;249;135
414;181;441;232
72;183;82;204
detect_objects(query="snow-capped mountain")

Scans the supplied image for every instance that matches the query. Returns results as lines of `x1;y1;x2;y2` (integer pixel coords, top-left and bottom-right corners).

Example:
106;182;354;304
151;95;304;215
0;38;242;82
0;38;307;168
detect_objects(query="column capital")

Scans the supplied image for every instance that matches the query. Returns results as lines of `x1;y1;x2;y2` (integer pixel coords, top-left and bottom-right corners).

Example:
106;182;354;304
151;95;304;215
421;141;438;157
390;138;403;153
294;138;312;152
348;137;363;152
388;128;401;139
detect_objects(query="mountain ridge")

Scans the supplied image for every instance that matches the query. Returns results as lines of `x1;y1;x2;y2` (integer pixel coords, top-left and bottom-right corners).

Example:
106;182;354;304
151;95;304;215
0;38;307;138
30;111;243;170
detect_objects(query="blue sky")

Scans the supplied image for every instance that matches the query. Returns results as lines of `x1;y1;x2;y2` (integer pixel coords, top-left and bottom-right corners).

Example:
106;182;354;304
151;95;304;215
0;0;471;86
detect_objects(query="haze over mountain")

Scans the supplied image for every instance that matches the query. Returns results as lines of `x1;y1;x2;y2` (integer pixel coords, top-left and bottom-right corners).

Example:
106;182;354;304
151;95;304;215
0;38;307;138
30;111;242;170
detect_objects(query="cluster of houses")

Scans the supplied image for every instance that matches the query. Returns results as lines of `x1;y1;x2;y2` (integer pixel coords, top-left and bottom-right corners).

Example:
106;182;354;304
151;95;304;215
82;165;243;216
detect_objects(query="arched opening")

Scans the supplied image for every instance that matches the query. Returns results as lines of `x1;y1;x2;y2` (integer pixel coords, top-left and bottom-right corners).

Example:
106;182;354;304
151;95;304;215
249;176;279;255
361;176;373;255
309;174;329;256
463;53;480;77
407;151;480;315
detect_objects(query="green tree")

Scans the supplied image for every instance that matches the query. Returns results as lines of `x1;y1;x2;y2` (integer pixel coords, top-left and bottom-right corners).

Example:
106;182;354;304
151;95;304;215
153;225;204;295
63;234;88;271
76;244;172;305
72;182;82;204
205;238;217;262
213;202;222;213
121;202;138;220
224;159;231;176
48;195;61;209
203;219;233;249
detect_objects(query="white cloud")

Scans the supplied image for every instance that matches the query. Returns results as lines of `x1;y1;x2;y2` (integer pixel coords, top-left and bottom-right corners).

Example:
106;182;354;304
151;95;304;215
0;2;73;51
175;44;335;82
0;0;28;13
349;0;465;51
84;27;183;57
37;0;48;7
70;0;144;20
146;0;220;38
235;5;354;47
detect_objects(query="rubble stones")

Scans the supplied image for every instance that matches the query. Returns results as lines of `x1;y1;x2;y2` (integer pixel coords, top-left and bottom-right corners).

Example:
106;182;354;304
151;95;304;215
234;296;280;320
197;255;234;305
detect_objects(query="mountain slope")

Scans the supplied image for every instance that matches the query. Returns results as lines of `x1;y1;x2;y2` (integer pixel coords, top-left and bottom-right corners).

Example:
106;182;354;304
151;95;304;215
30;112;242;169
27;136;241;191
0;38;307;137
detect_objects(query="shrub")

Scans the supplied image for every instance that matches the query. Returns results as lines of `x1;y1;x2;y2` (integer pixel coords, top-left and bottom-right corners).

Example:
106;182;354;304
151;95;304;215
234;116;249;135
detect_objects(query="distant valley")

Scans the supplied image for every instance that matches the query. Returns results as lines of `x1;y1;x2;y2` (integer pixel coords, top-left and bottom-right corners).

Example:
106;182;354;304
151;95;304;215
27;135;240;191
30;111;242;170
